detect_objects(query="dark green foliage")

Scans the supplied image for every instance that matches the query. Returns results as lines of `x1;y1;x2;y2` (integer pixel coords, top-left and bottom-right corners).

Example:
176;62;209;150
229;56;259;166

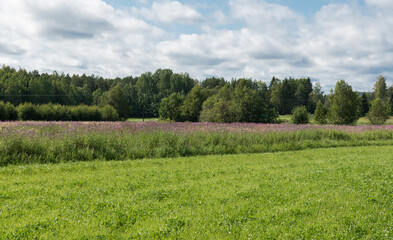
17;103;40;120
199;84;233;123
367;98;389;125
70;105;103;121
327;80;360;125
313;100;327;124
0;101;5;120
159;93;185;121
101;105;120;121
1;102;119;121
291;106;310;124
104;84;130;119
200;82;278;123
361;93;370;116
181;85;207;122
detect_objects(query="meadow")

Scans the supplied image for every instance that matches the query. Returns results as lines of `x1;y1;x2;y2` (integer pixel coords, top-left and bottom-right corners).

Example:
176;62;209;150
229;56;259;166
2;121;393;166
1;145;393;239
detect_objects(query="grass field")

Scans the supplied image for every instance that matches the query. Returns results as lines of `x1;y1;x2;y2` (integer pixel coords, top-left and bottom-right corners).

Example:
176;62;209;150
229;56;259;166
278;115;393;125
1;145;393;239
3;121;393;166
127;118;159;122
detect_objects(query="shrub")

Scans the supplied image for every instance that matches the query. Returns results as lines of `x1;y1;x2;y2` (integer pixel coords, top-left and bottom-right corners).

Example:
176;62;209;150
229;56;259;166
314;100;327;124
291;106;310;124
0;101;5;121
70;105;103;121
17;103;39;120
5;102;18;120
100;105;119;121
38;104;57;121
367;98;389;125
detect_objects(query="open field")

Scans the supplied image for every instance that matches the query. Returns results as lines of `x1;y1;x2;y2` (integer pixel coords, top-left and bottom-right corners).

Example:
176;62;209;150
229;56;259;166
278;115;393;125
3;121;393;166
1;145;393;239
127;118;159;122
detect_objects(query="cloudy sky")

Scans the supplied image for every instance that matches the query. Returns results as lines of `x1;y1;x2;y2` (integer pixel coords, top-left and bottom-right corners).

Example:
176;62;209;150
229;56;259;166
0;0;392;90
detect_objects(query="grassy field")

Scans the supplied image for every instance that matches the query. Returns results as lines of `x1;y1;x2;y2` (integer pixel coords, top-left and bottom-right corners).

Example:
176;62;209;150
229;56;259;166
1;145;393;239
3;121;393;166
278;115;393;125
127;118;159;122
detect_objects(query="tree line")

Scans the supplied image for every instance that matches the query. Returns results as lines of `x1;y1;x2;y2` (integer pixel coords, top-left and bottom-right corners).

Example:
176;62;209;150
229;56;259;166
0;65;392;124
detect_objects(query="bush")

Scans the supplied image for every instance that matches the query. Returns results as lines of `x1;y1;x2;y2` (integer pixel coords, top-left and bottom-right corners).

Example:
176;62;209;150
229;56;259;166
367;98;389;125
17;103;39;120
5;102;18;120
0;101;6;121
314;100;327;124
38;104;57;121
291;106;310;124
70;105;103;121
100;105;119;121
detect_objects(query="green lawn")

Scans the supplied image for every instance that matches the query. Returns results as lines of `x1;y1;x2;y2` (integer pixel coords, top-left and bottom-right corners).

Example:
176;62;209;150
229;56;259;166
126;118;159;122
1;146;393;239
279;114;393;125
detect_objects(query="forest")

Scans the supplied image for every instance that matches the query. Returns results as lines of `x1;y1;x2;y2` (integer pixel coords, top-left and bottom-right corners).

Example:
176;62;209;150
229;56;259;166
0;65;392;124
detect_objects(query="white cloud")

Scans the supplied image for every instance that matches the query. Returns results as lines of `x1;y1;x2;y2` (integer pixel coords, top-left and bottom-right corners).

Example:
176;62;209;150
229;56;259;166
138;1;202;24
1;0;393;91
0;0;166;77
365;0;393;8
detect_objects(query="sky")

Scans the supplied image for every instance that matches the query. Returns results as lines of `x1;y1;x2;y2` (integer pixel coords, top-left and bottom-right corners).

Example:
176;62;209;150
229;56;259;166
0;0;392;91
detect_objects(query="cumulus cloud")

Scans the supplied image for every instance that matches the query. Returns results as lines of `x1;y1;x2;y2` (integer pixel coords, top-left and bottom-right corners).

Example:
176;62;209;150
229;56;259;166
138;1;202;24
0;0;393;91
0;0;166;77
365;0;393;8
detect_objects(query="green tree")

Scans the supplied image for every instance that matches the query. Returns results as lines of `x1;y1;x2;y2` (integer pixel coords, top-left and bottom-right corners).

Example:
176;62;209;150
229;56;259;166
367;98;389;125
181;85;207;122
105;84;130;119
291;106;310;124
327;80;360;125
309;82;324;113
360;93;370;117
373;75;387;101
313;100;327;124
159;93;185;121
200;84;233;123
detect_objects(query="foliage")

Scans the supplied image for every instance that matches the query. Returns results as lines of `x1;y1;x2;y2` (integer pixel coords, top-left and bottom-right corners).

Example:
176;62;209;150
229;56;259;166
0;102;119;121
17;103;40;120
104;84;130;119
360;93;370;116
101;105;120;121
181;85;207;122
327;80;360;125
291;106;309;124
159;93;185;121
367;98;390;125
373;75;387;100
313;100;327;124
199;84;233;123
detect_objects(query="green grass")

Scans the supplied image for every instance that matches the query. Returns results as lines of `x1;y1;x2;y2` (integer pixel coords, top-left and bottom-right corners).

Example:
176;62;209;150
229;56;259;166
126;118;159;122
1;145;393;239
279;114;393;125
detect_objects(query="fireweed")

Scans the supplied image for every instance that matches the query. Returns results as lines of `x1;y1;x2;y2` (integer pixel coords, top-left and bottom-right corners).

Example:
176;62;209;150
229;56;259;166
1;121;393;166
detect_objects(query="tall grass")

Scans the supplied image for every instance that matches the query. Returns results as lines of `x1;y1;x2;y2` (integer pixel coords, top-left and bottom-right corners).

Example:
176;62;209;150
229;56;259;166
2;121;393;166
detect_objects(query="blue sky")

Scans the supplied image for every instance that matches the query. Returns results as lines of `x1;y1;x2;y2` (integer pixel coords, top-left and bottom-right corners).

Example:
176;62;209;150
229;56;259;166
0;0;392;91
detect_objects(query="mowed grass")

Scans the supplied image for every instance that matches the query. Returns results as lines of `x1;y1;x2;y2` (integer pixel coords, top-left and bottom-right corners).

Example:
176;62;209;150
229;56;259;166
1;146;393;239
278;114;393;125
126;118;159;122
